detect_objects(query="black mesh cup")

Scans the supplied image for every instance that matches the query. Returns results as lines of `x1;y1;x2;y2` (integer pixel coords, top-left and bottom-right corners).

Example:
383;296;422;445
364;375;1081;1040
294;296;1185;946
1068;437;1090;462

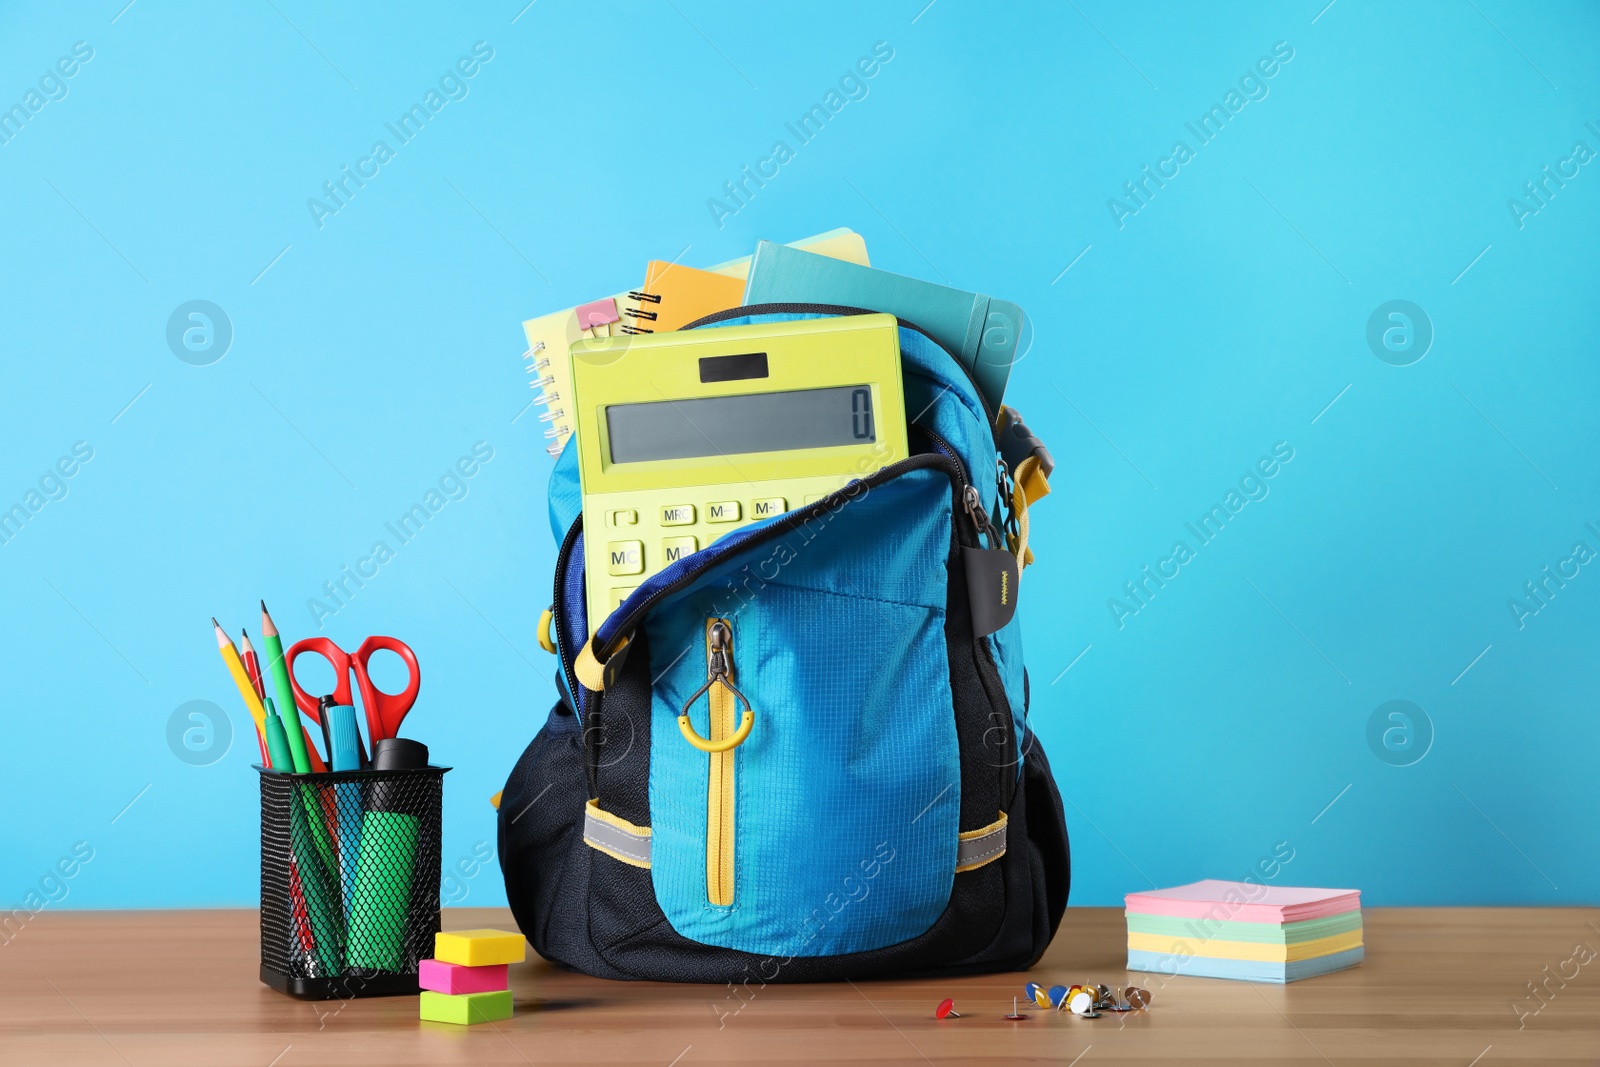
258;765;447;999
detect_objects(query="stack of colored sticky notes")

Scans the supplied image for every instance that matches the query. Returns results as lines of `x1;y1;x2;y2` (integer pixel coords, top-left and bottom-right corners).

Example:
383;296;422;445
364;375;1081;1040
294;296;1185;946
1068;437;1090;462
418;929;524;1024
1125;880;1363;983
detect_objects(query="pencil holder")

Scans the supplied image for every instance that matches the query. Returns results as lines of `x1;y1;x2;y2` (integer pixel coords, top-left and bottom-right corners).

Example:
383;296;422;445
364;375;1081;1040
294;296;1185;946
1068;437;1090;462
258;764;448;999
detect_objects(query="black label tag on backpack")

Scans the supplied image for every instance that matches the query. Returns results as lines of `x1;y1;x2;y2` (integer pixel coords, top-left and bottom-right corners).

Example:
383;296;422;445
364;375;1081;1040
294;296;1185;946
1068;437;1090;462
963;547;1019;638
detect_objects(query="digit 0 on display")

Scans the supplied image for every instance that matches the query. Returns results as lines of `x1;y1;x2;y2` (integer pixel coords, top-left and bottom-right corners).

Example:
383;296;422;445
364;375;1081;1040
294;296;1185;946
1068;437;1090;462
568;313;909;634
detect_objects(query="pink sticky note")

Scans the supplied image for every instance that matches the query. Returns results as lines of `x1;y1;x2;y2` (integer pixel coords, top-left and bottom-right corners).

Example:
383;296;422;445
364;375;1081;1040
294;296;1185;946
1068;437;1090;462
575;298;620;332
418;958;510;996
1124;880;1361;923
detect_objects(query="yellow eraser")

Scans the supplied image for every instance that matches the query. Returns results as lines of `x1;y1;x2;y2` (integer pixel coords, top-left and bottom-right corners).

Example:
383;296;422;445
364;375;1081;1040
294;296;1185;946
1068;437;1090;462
420;989;513;1025
434;929;526;967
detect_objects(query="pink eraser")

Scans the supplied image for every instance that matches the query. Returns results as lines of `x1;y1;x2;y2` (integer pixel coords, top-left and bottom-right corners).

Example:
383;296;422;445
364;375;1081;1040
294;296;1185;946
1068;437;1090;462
575;298;620;331
418;958;510;996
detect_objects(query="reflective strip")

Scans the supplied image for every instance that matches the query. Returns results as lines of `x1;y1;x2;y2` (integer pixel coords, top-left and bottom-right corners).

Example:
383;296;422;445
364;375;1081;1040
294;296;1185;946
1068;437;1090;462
956;812;1007;872
584;803;1004;873
583;799;651;868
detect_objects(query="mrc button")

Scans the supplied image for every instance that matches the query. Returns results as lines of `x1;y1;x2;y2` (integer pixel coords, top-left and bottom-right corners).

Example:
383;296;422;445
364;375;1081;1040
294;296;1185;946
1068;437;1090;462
660;504;696;526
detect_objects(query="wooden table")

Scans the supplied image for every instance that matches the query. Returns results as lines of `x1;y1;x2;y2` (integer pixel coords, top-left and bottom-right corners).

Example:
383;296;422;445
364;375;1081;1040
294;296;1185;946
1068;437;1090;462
1;907;1595;1065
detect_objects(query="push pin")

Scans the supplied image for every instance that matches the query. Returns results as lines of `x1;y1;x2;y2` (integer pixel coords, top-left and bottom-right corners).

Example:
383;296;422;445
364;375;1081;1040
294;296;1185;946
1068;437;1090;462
935;998;961;1019
1126;986;1152;1010
1003;996;1029;1021
1024;982;1051;1009
1068;989;1099;1017
1048;984;1070;1010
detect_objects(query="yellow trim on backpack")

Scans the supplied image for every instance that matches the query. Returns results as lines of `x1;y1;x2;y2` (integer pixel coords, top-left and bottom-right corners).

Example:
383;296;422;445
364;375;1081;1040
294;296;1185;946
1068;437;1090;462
704;619;739;907
537;607;557;654
575;634;629;692
1006;455;1048;570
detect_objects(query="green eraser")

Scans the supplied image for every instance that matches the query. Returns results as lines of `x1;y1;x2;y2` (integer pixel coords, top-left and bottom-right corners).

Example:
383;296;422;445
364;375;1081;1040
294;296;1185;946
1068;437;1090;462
420;989;514;1025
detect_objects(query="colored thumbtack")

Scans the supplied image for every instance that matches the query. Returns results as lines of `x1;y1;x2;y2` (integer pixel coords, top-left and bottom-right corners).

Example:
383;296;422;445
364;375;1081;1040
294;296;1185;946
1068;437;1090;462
1126;986;1152;1010
1024;982;1051;1009
1003;996;1029;1021
935;998;961;1019
1068;990;1099;1017
1048;984;1070;1009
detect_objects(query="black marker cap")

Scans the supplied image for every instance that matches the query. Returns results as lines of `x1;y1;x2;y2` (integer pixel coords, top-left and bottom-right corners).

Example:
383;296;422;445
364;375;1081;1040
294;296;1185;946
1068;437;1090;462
367;737;430;814
372;737;428;771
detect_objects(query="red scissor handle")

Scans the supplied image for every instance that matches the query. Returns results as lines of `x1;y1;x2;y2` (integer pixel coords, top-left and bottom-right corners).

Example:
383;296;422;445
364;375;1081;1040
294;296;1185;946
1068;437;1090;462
285;637;355;724
349;635;421;744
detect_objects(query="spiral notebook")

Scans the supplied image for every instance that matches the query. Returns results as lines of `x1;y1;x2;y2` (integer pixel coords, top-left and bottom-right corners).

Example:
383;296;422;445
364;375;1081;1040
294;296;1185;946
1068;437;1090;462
519;228;869;458
637;260;747;333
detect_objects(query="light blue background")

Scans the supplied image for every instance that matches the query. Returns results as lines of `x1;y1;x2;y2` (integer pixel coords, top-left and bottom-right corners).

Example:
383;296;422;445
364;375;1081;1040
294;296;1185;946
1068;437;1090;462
2;0;1595;911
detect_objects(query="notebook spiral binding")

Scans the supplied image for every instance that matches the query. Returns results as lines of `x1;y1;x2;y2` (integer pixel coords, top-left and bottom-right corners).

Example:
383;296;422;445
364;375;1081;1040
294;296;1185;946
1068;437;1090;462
522;341;572;457
621;290;659;334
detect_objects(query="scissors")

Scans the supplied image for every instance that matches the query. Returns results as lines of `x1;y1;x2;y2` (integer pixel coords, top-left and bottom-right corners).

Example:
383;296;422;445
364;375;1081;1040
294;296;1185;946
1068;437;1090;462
286;635;421;763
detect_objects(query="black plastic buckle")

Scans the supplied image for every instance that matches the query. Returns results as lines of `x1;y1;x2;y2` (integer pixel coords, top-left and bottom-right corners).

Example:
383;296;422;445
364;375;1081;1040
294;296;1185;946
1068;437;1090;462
997;407;1055;478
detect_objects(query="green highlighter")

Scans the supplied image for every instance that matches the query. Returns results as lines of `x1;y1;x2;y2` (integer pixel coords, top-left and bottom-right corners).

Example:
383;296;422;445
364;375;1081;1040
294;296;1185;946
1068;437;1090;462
345;738;428;971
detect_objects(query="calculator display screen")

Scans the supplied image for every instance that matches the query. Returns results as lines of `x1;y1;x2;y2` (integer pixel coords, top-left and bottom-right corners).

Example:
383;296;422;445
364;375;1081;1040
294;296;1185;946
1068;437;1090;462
606;385;876;464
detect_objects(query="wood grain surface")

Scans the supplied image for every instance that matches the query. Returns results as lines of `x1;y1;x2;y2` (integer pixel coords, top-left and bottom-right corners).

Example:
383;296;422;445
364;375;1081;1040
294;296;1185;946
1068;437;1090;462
1;907;1596;1065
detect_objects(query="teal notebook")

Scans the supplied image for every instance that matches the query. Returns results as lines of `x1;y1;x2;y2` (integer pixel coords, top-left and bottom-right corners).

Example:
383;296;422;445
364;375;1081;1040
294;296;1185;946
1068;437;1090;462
741;241;1024;413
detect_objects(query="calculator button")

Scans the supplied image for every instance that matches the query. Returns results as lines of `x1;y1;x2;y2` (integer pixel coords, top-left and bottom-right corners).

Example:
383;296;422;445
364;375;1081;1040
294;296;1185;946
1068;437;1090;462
609;509;638;527
661;536;698;564
610;586;637;609
606;540;643;575
750;497;787;519
706;500;741;523
661;504;696;526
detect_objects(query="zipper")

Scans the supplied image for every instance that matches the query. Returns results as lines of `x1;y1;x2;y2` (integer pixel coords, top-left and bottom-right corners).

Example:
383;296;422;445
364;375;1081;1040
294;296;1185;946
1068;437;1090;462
680;302;999;434
918;427;1018;807
553;515;585;715
704;619;737;906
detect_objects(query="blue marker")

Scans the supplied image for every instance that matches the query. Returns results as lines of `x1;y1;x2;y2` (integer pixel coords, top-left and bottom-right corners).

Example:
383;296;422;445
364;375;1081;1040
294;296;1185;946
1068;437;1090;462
326;703;364;923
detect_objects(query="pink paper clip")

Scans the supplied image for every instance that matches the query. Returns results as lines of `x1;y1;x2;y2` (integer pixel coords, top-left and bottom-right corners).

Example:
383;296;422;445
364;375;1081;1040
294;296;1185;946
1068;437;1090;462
576;298;621;334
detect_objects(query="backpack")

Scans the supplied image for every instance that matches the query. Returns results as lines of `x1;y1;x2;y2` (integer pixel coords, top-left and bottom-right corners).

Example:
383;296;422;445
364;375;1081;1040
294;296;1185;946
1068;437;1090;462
499;305;1071;982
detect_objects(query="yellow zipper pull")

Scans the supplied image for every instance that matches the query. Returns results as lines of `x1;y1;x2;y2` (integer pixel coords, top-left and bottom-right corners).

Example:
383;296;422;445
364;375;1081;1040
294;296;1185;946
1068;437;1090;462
678;620;754;753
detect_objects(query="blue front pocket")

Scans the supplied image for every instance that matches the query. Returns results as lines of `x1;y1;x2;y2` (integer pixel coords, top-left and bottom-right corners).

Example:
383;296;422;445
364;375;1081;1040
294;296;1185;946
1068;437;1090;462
640;468;961;958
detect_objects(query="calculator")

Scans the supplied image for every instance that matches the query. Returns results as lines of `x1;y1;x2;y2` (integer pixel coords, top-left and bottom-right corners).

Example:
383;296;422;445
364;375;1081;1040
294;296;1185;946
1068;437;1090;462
569;313;908;634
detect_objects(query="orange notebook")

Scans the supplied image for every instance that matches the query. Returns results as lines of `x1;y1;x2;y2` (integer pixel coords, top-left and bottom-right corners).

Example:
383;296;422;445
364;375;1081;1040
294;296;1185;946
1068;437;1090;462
634;261;748;333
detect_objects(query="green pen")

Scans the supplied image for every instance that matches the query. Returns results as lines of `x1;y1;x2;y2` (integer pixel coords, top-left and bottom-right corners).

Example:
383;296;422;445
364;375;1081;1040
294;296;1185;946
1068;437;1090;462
260;601;311;774
263;697;294;771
